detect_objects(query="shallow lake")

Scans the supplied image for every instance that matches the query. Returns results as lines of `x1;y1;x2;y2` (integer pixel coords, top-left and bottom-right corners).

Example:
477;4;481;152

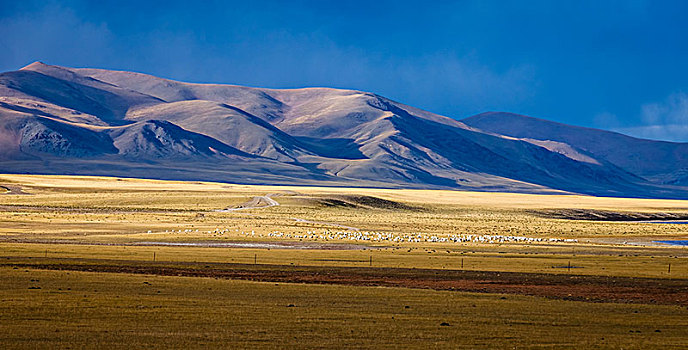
653;240;688;246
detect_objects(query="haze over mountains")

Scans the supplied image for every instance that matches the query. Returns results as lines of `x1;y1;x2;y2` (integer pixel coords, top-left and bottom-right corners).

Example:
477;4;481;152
1;62;687;198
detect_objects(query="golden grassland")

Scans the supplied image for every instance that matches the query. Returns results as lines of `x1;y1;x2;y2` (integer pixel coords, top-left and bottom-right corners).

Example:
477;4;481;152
3;174;688;241
1;267;686;349
1;242;686;279
2;267;686;349
1;174;687;348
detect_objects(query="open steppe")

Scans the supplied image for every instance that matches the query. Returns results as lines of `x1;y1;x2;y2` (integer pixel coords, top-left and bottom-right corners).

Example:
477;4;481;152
1;174;687;348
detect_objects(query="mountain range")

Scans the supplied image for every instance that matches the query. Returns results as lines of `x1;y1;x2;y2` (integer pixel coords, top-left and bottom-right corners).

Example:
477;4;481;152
1;62;687;199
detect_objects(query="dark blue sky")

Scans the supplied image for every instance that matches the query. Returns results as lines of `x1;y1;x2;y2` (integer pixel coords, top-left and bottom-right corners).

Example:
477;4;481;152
2;0;687;141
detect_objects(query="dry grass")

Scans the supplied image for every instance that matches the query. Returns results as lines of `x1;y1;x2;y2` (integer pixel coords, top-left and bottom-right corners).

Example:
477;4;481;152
1;174;687;348
2;174;688;241
1;267;687;349
0;243;686;279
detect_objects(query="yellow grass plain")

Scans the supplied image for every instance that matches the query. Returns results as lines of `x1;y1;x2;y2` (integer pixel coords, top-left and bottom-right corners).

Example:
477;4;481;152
1;174;687;348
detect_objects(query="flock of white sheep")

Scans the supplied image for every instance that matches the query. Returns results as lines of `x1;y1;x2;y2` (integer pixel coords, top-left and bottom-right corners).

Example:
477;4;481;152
261;230;577;244
158;227;578;245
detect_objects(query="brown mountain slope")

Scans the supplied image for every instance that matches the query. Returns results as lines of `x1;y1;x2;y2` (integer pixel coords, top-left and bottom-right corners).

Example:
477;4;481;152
0;62;685;198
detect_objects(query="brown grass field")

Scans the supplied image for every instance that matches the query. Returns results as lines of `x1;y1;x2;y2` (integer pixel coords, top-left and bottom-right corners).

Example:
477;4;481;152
1;174;687;348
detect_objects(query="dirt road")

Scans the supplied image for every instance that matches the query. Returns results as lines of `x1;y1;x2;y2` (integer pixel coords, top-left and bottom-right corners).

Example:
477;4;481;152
0;185;29;195
216;194;280;212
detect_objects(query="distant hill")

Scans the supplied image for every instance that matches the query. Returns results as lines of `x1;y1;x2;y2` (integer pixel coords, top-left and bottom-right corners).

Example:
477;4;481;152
1;61;687;198
463;112;688;186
